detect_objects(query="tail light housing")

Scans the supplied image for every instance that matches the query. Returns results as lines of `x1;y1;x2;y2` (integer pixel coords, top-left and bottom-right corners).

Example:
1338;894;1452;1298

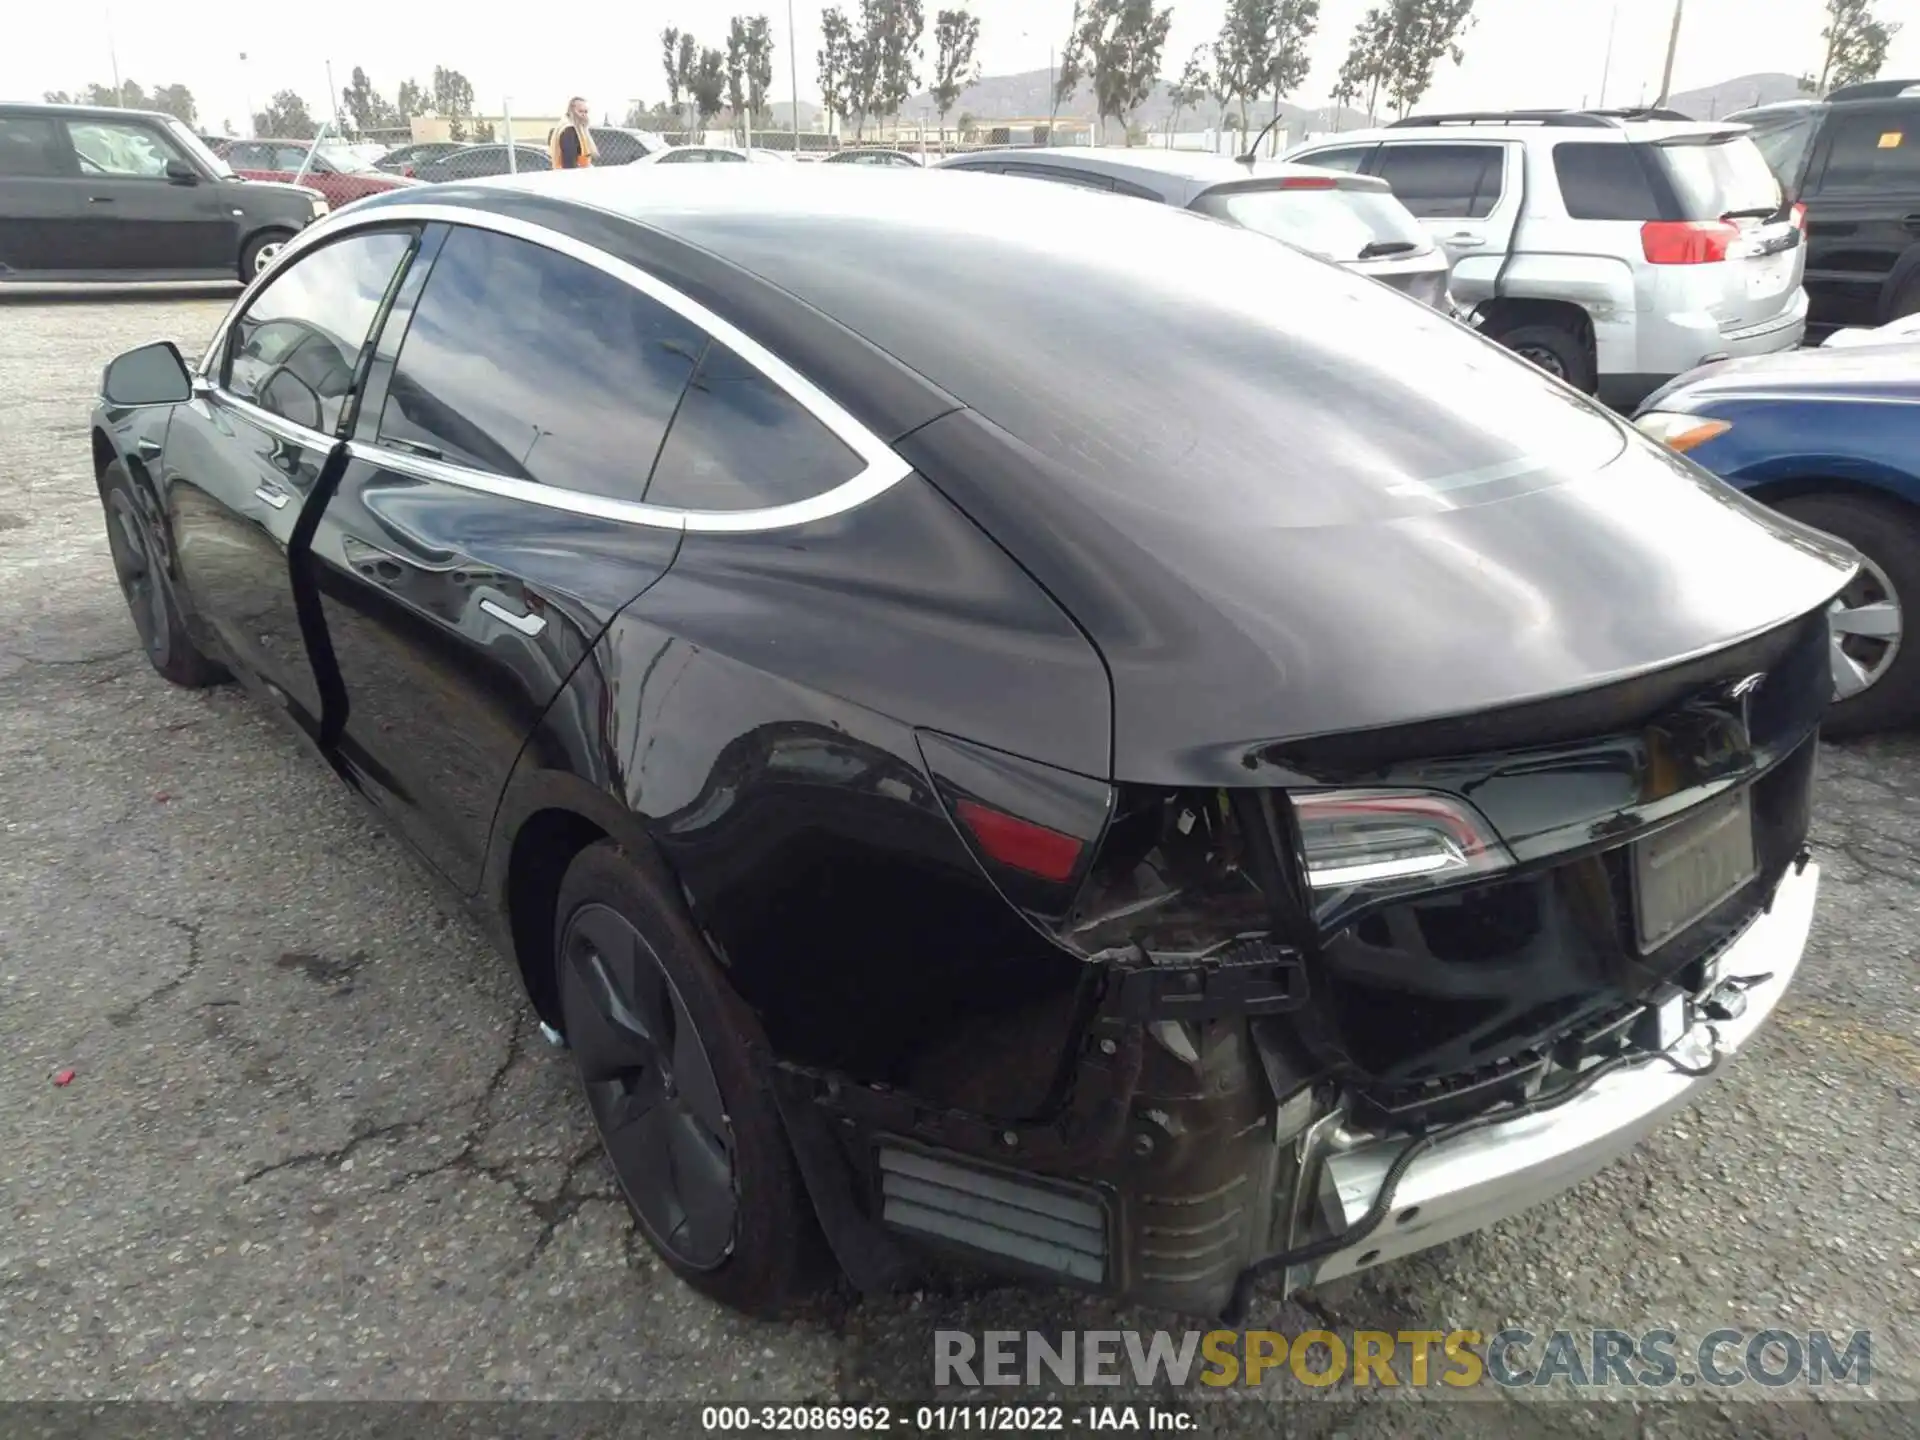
1641;220;1738;265
1790;202;1807;232
917;731;1112;921
1289;790;1512;912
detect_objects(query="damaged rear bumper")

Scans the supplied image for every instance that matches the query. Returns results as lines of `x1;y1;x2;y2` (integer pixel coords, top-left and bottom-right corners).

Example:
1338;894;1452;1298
779;859;1819;1317
1305;858;1818;1291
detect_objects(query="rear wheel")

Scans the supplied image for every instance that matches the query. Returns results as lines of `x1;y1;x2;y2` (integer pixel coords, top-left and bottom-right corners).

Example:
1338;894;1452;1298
1774;492;1920;736
98;460;228;688
553;841;826;1315
239;228;294;282
1488;321;1596;393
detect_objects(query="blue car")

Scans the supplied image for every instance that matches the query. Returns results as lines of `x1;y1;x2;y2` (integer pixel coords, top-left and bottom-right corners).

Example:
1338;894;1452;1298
1634;346;1920;735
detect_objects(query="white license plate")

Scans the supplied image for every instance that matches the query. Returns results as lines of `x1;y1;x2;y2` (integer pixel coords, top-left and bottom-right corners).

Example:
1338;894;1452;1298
1632;790;1758;952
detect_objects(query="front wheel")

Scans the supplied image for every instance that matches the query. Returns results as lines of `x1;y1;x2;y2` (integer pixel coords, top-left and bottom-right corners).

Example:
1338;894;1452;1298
1774;492;1920;737
98;460;229;688
554;841;826;1315
239;228;294;282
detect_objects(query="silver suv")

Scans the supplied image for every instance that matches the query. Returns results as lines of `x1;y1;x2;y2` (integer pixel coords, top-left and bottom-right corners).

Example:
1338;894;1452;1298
1288;109;1808;408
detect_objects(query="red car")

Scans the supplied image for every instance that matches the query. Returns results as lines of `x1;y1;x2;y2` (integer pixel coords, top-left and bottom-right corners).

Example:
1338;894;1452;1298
223;139;420;209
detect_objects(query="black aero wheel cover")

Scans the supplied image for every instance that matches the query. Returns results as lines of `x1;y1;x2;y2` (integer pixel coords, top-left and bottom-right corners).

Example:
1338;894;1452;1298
559;901;739;1271
103;486;170;667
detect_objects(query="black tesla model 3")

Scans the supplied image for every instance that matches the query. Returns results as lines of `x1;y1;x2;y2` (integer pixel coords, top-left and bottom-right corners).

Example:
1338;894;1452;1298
89;165;1853;1320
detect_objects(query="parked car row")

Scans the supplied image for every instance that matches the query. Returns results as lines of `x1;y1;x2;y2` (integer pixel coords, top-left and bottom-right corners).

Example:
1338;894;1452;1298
83;160;1854;1326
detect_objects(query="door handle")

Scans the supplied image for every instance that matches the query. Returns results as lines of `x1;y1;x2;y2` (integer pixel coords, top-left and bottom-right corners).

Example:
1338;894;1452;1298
479;596;546;637
87;196;116;204
1445;232;1486;247
134;438;163;462
254;484;291;510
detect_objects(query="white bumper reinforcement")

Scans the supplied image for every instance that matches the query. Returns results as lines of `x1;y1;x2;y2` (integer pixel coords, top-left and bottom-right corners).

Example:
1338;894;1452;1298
1307;860;1820;1286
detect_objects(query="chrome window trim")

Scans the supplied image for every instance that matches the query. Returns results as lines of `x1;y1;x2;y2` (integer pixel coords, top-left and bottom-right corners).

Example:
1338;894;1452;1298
199;201;915;534
196;377;337;452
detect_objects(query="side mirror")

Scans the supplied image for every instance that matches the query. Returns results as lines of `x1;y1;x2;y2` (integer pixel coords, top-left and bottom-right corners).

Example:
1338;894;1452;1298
102;341;193;407
164;159;199;185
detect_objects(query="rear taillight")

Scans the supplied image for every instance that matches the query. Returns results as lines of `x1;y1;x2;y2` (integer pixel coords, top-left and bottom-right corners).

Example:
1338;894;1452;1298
1790;202;1807;232
917;731;1113;920
1290;790;1511;903
953;799;1083;883
1641;219;1739;265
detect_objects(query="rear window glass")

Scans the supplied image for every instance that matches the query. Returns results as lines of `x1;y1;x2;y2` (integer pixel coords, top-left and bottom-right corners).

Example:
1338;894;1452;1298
662;190;1629;531
1738;112;1818;189
1654;135;1782;218
1191;184;1429;261
1553;143;1664;220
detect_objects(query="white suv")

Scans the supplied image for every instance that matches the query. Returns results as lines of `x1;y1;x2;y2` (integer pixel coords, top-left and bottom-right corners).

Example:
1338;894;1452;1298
1288;109;1808;408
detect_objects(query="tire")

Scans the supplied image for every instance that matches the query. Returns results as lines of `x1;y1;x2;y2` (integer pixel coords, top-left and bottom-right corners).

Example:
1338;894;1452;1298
1774;492;1920;737
1489;321;1596;393
553;840;826;1315
1889;273;1920;323
98;460;229;689
239;228;294;282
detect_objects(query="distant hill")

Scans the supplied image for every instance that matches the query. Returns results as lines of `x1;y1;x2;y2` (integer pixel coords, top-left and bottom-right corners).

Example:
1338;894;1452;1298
1666;72;1812;119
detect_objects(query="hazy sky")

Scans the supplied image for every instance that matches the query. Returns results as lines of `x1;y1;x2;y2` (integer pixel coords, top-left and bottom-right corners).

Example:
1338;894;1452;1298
9;0;1919;132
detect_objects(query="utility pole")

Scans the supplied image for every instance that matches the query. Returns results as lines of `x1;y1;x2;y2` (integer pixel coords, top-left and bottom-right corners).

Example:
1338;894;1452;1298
105;7;121;105
1597;0;1620;110
1655;0;1686;108
788;0;801;153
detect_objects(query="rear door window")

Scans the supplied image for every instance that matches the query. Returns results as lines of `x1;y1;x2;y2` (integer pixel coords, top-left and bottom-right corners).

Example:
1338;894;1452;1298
644;342;862;512
0;116;67;176
1291;145;1374;173
225;229;416;433
377;225;708;500
1374;143;1504;218
1815;108;1920;191
1653;133;1782;217
1553;142;1664;219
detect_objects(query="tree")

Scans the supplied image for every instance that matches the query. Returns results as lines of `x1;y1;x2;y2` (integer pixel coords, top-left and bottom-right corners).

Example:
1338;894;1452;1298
931;9;982;144
1167;46;1211;139
395;79;430;119
746;16;776;127
1052;1;1086;129
1214;0;1270;135
432;66;477;141
857;0;926;132
1333;4;1396;125
819;7;856;135
662;27;685;123
691;47;729;140
727;17;752;143
340;66;402;136
676;33;700;133
1263;0;1319;147
1383;0;1475;119
151;83;198;125
1063;0;1173;145
253;90;316;139
1817;0;1902;93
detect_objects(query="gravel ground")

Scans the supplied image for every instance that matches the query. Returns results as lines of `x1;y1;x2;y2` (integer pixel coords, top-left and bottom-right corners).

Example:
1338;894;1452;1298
1;295;1916;1436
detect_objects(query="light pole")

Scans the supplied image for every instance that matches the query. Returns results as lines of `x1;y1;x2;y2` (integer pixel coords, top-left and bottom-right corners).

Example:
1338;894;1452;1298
1655;0;1686;109
1597;0;1620;110
788;0;801;153
105;7;122;105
